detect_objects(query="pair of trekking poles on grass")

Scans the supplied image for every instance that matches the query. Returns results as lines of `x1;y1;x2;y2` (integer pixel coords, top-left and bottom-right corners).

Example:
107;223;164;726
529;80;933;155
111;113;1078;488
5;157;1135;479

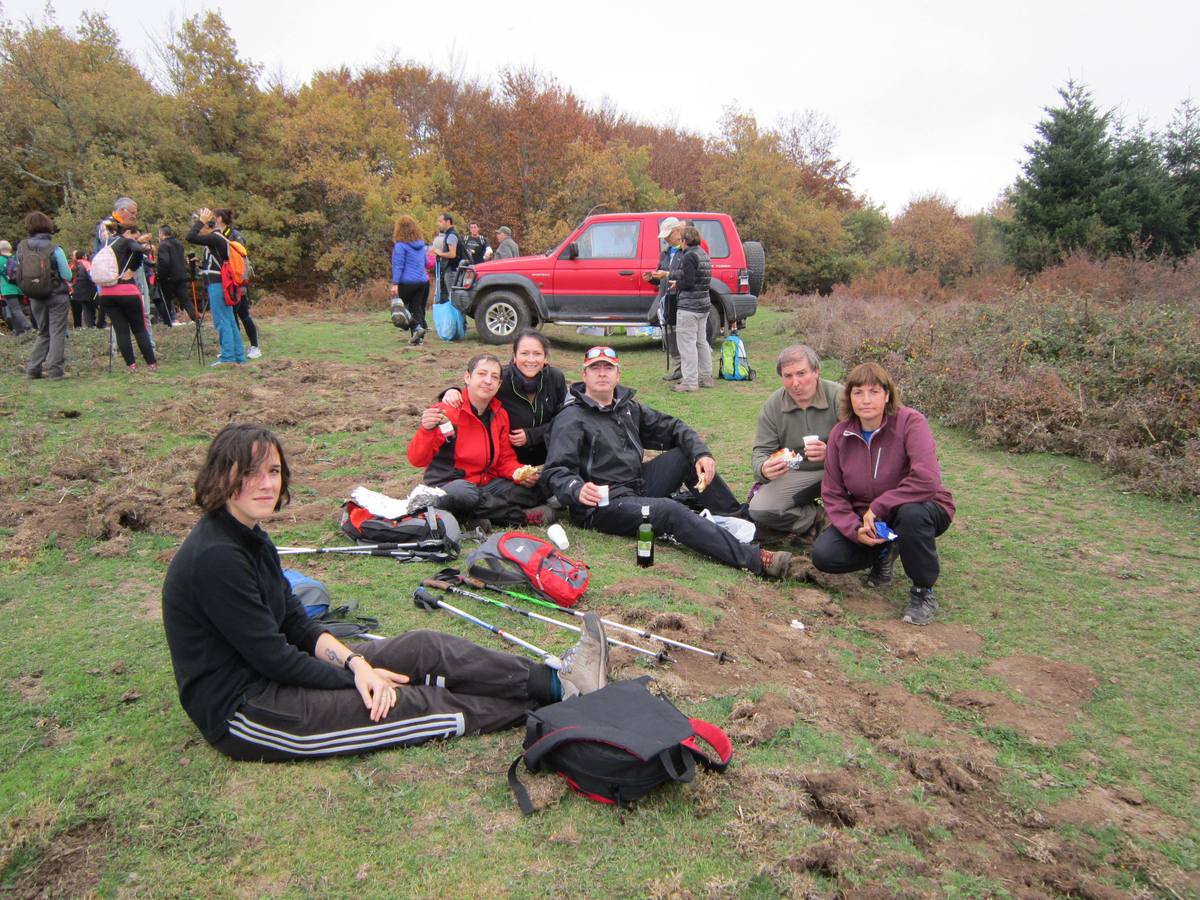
413;570;729;667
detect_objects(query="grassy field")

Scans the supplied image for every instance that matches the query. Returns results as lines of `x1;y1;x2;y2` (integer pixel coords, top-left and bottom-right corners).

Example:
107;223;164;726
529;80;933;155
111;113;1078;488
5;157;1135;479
0;307;1196;897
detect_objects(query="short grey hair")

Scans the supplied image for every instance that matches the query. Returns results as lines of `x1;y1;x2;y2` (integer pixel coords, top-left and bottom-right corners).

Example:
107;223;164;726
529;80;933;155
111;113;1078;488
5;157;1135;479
113;196;137;212
776;344;821;376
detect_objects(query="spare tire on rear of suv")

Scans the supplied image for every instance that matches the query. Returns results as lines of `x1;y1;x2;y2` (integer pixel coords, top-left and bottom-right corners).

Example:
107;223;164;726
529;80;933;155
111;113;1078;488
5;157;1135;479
743;241;765;296
475;290;532;344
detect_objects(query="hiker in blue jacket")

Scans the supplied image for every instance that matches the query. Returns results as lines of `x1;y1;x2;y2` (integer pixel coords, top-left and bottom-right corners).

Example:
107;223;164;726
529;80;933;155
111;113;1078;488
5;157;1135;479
391;215;430;346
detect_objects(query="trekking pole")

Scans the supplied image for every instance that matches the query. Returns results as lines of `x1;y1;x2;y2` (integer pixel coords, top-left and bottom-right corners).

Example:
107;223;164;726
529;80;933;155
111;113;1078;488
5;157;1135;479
413;587;562;669
423;579;667;663
277;540;449;556
442;569;729;663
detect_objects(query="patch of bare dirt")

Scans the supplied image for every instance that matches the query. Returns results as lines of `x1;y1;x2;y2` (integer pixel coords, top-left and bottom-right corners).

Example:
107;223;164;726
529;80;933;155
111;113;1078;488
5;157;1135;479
9;670;47;704
6;818;114;898
725;693;796;745
857;619;984;660
1046;786;1189;843
947;655;1099;744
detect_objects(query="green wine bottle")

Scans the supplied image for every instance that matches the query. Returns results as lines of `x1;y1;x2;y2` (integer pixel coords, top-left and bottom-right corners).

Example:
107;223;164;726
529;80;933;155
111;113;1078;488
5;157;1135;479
636;505;654;568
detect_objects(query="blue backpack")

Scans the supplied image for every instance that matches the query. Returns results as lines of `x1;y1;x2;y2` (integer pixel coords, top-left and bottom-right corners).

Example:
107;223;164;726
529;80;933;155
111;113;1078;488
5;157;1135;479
718;333;755;381
282;568;332;617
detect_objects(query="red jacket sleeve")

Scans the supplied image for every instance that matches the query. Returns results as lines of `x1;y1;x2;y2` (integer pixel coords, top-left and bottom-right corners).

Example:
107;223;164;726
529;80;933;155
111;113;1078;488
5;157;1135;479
820;434;862;541
870;412;943;522
407;402;450;468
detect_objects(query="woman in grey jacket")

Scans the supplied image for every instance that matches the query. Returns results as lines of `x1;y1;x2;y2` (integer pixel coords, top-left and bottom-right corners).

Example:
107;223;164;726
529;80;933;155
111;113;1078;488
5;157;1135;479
670;227;713;392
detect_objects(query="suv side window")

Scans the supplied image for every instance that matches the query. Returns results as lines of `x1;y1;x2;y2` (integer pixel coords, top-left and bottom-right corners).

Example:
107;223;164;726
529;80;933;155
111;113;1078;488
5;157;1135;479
574;221;641;259
693;220;730;258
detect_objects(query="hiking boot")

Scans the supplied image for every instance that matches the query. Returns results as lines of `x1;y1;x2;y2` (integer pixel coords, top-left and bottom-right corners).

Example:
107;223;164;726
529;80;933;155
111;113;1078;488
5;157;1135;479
661;372;681;382
902;587;939;626
247;345;262;359
863;543;896;588
523;505;556;527
759;548;793;580
409;325;427;346
699;380;715;388
558;612;608;699
673;384;698;393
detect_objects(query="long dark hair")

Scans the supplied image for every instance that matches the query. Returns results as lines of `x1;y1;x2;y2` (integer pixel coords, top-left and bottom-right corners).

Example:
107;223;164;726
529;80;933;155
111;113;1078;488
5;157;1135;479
193;424;291;514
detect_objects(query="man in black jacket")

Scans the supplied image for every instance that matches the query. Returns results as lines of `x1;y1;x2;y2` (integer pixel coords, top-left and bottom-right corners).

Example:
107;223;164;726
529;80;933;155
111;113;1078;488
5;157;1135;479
543;346;792;578
156;225;197;322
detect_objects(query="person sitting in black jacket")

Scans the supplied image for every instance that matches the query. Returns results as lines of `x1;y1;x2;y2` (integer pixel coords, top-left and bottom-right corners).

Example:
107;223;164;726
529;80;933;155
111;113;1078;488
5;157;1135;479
162;423;609;762
542;346;792;579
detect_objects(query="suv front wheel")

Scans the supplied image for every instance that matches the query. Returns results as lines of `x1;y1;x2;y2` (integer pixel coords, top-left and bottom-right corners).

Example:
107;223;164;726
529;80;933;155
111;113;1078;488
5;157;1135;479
475;291;531;344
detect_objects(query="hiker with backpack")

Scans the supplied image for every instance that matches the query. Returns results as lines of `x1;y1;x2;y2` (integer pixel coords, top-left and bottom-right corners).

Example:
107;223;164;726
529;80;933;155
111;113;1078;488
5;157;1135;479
186;207;246;365
407;353;554;529
95;220;159;373
0;240;32;336
542;346;793;579
70;251;98;328
812;362;956;626
390;215;429;345
748;345;843;546
14;212;72;379
162;423;610;762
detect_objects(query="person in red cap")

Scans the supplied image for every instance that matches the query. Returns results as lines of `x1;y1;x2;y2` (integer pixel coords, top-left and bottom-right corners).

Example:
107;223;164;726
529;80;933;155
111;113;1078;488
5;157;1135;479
542;346;792;578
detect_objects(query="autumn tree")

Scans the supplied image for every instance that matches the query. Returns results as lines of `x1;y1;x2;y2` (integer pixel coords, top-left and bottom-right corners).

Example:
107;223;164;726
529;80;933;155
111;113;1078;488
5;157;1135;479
700;108;850;293
891;194;976;285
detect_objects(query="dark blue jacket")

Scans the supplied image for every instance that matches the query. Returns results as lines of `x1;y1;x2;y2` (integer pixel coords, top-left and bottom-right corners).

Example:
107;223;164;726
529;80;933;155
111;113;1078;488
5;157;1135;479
392;239;429;285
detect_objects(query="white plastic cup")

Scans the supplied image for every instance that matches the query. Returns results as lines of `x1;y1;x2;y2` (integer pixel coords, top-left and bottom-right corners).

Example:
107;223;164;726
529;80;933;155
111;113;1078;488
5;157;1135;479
596;485;610;507
546;523;569;550
803;434;820;448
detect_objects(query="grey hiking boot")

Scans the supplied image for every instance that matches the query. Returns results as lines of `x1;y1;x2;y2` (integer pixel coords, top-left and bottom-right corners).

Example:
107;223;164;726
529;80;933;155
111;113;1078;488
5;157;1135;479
759;548;793;580
902;587;939;626
558;612;608;699
406;484;444;513
863;544;896;588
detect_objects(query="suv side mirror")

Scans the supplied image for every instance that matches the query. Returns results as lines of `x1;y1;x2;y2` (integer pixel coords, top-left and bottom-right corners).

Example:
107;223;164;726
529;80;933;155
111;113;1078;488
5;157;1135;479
564;242;579;261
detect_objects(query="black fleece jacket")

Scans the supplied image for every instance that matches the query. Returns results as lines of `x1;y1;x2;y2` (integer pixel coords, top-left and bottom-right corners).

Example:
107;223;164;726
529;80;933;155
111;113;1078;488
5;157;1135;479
496;364;567;465
162;509;352;744
543;383;713;508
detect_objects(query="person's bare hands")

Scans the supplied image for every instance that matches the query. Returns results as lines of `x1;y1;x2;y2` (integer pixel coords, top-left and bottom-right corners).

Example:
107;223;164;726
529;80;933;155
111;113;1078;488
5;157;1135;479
442;389;463;409
803;438;827;463
762;455;790;481
578;482;604;507
351;661;410;722
509;429;528;447
420;407;447;431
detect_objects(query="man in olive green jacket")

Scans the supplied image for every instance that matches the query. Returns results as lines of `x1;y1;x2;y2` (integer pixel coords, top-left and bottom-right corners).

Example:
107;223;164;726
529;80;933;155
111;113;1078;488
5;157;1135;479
749;345;843;541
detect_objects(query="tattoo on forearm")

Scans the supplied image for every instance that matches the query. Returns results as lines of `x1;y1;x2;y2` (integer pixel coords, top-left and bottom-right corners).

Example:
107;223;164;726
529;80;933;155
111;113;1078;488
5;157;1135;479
326;649;340;664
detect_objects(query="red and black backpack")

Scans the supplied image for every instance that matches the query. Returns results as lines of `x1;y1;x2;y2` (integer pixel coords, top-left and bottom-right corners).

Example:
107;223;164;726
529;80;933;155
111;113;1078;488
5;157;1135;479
465;531;589;608
508;677;733;814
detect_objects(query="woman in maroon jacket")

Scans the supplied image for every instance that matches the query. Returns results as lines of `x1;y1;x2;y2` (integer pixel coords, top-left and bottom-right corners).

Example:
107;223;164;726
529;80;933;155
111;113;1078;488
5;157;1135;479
813;362;955;626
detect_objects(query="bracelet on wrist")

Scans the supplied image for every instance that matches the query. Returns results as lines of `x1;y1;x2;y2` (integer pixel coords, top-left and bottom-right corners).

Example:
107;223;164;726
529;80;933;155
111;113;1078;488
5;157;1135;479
343;652;364;671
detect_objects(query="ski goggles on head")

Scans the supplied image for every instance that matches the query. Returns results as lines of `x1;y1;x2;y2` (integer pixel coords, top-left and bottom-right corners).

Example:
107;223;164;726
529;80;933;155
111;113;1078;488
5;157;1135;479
582;346;620;368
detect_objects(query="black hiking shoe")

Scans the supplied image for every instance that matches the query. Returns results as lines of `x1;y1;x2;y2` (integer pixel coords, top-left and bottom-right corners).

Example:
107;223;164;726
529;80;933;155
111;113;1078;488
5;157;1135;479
523;505;556;527
902;587;939;626
863;544;897;587
409;325;426;346
559;612;608;699
759;548;793;580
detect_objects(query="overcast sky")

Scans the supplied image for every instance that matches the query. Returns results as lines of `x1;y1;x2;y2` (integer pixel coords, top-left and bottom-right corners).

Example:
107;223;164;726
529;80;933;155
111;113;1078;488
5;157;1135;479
7;0;1197;215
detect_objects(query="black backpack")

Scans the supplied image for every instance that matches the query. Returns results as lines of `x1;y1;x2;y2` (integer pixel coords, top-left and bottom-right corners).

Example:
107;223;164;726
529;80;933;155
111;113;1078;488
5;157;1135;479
508;677;733;814
13;239;59;299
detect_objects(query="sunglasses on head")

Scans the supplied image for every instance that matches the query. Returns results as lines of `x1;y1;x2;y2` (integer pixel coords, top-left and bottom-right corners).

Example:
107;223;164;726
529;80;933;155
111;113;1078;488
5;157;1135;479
584;346;619;361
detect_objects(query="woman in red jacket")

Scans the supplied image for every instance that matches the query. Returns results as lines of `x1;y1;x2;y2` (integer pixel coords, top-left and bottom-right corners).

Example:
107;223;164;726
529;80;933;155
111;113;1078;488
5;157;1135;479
813;362;955;626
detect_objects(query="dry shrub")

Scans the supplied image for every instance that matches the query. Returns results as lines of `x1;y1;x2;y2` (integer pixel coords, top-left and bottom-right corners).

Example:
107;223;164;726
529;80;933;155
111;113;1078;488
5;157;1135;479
835;267;948;302
783;252;1200;500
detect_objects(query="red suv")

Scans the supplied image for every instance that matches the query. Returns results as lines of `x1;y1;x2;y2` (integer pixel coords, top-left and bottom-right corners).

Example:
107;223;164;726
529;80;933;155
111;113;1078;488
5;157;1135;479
450;211;765;344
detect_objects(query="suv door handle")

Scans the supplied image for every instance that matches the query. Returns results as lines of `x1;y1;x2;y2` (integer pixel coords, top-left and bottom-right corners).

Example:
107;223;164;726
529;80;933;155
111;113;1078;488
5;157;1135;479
618;270;634;276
